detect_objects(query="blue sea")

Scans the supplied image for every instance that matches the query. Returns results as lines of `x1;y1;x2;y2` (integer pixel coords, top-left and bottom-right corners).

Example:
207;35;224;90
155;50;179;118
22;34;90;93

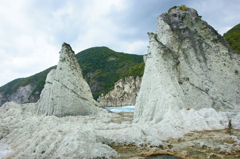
105;106;135;113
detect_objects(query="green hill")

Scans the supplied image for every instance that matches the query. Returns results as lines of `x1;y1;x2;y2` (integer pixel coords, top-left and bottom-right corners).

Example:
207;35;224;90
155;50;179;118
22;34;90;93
120;61;145;79
0;46;143;101
0;66;56;99
76;47;143;98
223;23;240;54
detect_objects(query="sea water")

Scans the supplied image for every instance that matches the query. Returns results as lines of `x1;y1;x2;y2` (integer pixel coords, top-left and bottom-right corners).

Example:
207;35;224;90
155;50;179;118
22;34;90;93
105;106;135;113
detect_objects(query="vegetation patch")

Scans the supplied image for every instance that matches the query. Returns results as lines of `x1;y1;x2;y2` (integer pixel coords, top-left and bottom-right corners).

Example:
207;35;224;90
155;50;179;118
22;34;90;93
121;62;145;79
168;6;177;13
223;23;240;54
0;66;56;98
76;47;143;98
179;5;188;11
93;93;101;100
121;92;126;98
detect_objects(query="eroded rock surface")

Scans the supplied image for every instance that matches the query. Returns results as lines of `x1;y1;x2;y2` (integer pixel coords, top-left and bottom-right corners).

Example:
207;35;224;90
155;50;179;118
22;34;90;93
0;102;121;158
1;102;240;159
97;76;142;107
36;43;100;117
134;6;240;126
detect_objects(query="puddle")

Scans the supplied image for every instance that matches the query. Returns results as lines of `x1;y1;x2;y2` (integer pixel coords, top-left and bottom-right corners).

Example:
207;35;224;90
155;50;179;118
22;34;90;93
145;155;182;159
110;144;143;159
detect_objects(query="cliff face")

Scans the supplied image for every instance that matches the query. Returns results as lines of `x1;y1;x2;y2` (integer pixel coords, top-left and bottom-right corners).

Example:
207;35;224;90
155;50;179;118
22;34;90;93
28;90;41;103
134;6;240;125
86;72;104;97
97;76;142;106
0;84;36;106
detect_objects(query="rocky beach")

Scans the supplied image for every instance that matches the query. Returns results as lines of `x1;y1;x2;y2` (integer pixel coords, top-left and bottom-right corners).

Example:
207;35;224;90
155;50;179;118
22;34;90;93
0;5;240;159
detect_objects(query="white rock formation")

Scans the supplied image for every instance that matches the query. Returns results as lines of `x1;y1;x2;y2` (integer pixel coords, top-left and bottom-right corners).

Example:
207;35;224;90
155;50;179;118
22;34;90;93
232;112;240;129
1;7;240;159
134;6;240;127
36;43;100;117
97;76;142;107
0;141;11;159
0;102;121;158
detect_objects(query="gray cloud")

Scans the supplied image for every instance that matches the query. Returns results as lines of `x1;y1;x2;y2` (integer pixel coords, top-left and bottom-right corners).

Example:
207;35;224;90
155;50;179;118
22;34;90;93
0;0;239;86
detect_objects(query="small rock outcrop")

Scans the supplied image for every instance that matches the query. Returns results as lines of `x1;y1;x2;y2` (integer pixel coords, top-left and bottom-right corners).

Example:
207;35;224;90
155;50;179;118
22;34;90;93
97;76;142;106
134;6;240;124
36;43;100;117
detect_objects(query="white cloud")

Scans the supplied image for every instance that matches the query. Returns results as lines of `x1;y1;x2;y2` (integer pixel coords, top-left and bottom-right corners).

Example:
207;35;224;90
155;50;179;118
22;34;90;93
71;0;128;51
0;0;240;86
0;0;60;86
186;0;240;35
0;0;129;86
120;40;149;55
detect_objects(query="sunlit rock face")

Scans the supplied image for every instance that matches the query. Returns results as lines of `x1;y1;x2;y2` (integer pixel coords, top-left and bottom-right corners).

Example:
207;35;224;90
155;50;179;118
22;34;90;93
36;43;100;117
134;6;240;125
97;76;142;107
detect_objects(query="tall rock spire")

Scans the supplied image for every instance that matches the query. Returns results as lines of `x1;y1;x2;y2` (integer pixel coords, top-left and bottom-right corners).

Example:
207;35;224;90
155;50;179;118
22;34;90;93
134;6;240;123
36;43;100;117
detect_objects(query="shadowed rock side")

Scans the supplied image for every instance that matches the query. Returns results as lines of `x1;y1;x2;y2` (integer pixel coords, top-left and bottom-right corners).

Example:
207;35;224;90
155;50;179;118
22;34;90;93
36;43;100;117
97;76;142;107
134;7;240;124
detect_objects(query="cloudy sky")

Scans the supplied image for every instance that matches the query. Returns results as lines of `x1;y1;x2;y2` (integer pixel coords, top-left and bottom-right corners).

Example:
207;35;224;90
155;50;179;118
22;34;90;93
0;0;239;87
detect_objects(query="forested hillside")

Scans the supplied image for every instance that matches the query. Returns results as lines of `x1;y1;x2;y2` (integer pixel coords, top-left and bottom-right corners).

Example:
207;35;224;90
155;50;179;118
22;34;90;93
223;23;240;54
0;46;143;104
120;61;145;79
76;47;143;99
0;66;56;99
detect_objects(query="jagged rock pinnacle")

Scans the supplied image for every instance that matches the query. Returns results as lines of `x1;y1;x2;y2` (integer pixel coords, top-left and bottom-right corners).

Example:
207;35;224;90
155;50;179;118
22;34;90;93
36;43;100;117
134;6;240;125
